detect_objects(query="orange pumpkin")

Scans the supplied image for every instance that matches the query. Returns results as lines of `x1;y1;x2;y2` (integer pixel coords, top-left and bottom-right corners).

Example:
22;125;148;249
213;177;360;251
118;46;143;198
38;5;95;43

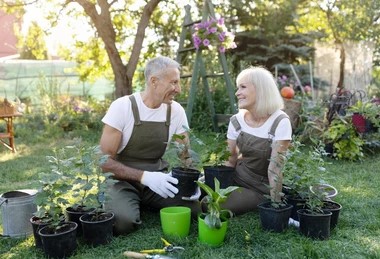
280;86;295;99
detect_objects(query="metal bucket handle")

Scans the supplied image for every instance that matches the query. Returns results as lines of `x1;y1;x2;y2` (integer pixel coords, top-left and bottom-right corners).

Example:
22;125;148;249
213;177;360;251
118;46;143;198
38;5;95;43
0;198;10;237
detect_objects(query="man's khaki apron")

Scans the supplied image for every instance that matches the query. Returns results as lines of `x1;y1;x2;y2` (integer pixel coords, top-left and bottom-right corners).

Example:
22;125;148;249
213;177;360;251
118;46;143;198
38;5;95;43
106;95;199;234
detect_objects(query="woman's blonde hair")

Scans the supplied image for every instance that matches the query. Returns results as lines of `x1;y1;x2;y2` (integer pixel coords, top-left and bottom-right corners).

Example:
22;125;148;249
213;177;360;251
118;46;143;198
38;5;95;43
236;66;284;117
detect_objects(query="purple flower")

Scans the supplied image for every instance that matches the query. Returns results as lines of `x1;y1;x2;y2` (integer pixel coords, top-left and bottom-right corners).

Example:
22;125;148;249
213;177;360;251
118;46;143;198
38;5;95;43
208;27;217;34
218;33;225;42
202;39;210;47
217;17;224;25
219;46;226;53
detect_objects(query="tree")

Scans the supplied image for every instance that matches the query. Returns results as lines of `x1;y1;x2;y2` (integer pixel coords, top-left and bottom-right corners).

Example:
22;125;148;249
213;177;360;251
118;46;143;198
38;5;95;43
298;0;380;89
17;21;48;59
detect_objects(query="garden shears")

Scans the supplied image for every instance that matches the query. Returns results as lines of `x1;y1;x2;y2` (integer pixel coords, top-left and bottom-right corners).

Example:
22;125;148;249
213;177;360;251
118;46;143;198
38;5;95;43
123;238;184;258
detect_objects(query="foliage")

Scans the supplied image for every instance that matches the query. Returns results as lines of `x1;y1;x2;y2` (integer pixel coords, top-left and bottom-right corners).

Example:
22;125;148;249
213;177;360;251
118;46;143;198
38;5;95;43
61;144;117;211
164;127;203;171
282;139;328;200
197;178;239;229
16;21;48;60
348;100;380;128
323;116;365;161
201;132;231;167
33;149;72;228
192;17;237;53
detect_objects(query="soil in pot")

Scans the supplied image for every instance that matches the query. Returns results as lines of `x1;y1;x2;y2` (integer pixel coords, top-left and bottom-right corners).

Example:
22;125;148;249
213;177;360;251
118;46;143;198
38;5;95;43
66;206;95;236
297;209;332;240
171;167;200;197
258;202;293;233
203;166;234;190
80;211;114;247
322;200;342;230
38;221;78;259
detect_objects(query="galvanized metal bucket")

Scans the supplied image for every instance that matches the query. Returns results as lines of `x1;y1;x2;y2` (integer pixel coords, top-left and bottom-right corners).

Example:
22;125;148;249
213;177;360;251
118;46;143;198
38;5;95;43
0;189;37;238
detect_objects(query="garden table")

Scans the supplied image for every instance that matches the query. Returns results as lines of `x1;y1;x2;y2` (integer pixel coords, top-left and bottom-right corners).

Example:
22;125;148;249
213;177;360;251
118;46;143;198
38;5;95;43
0;113;22;152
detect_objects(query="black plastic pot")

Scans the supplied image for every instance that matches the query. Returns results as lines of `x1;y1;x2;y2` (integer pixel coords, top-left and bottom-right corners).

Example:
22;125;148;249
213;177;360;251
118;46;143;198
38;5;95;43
66;206;95;236
38;221;78;259
322;200;342;230
203;166;234;190
80;212;115;247
30;216;50;249
258;202;293;233
286;195;307;221
171;167;200;197
297;209;332;240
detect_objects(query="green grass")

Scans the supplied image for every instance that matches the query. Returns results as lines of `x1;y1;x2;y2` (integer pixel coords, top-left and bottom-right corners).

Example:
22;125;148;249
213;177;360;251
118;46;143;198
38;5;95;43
1;129;380;258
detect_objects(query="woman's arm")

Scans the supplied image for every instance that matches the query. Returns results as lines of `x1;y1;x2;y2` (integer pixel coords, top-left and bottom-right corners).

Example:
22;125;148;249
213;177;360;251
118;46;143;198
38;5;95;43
226;139;239;167
268;140;291;202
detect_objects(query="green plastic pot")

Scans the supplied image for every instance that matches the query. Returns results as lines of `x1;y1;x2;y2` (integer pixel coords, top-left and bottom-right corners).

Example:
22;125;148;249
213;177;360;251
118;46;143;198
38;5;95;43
198;215;228;247
160;206;191;238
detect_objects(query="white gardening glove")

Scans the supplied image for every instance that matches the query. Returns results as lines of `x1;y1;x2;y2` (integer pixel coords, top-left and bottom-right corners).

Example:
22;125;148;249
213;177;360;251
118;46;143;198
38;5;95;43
141;171;179;198
182;186;201;201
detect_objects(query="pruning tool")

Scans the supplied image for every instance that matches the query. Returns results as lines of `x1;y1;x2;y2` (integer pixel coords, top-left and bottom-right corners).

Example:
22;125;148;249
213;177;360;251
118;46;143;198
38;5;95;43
123;238;184;259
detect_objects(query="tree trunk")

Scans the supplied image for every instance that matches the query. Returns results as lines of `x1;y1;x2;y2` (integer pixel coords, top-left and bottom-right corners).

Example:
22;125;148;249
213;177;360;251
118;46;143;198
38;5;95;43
337;42;345;89
75;0;161;98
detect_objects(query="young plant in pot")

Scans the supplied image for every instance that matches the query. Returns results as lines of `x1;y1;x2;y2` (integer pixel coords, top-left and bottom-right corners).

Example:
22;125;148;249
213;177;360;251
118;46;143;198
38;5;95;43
310;182;342;230
196;178;240;247
31;149;78;258
202;133;234;190
282;139;327;221
61;144;117;244
164;127;202;198
297;190;332;240
257;175;293;233
78;145;118;247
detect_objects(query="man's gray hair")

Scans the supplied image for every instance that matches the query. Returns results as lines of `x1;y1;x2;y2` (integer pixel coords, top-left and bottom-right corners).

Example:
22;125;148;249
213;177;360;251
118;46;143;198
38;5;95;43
144;56;181;81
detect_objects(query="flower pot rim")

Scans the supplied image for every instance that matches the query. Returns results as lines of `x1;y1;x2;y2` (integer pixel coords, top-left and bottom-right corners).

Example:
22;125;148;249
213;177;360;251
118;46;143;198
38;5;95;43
258;201;293;212
79;211;115;223
38;221;78;237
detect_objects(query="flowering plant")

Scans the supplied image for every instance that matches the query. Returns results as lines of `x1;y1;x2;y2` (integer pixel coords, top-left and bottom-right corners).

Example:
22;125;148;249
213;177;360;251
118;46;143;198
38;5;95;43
192;17;237;53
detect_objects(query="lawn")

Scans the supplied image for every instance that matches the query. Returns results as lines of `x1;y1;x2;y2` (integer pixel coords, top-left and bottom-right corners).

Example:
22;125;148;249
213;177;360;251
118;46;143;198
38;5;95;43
1;128;380;259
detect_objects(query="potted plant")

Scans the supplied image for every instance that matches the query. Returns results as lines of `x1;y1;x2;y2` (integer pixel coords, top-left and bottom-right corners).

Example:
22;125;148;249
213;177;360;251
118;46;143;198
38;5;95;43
164;127;202;197
30;149;78;258
196;178;239;247
61;144;116;240
282;139;329;220
202;133;234;190
78;145;117;247
297;190;332;240
348;100;380;134
257;175;293;233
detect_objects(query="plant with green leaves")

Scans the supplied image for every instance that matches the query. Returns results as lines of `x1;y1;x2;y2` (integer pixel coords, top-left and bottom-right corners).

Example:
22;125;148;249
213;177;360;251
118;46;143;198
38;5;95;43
282;139;328;199
196;178;239;229
65;144;116;213
164;126;203;171
348;100;380;128
323;116;364;161
202;133;231;167
33;148;72;229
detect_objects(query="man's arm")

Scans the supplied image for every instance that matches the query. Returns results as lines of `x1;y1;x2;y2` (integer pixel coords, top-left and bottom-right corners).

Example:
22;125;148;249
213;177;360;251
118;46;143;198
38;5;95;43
99;124;144;182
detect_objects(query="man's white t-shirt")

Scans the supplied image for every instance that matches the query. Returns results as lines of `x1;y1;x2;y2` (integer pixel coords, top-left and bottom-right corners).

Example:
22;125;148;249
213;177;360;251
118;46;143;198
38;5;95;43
227;109;292;141
102;93;189;154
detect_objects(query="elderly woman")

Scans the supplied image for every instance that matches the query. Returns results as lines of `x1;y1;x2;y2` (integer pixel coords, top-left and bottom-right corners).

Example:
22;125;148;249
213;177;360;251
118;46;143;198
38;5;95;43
223;66;292;215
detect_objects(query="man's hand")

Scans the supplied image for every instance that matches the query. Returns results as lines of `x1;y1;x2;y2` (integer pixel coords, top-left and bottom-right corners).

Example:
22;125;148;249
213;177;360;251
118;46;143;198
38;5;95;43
141;171;179;198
